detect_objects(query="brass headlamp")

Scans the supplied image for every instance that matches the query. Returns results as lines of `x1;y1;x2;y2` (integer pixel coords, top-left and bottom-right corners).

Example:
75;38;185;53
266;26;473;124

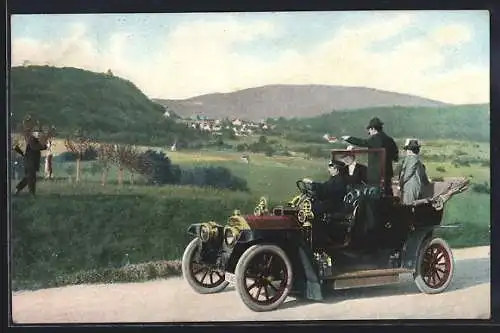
199;222;218;242
224;226;240;247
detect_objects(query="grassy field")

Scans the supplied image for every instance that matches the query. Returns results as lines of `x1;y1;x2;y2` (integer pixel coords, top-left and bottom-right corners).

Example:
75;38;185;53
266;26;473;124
41;137;490;198
10;136;490;291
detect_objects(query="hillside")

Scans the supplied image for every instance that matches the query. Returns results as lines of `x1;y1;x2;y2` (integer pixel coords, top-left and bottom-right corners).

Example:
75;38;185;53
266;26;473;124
10;66;205;145
273;104;490;142
154;84;450;121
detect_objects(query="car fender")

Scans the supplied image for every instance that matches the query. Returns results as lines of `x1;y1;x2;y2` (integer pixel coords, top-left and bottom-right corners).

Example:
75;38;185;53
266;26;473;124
226;233;323;301
400;226;435;270
223;230;284;273
186;222;224;238
297;243;324;301
187;223;201;236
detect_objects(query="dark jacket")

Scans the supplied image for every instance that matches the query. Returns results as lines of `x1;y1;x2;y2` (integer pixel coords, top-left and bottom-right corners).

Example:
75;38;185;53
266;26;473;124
313;175;347;211
344;163;368;186
345;131;398;186
15;136;47;172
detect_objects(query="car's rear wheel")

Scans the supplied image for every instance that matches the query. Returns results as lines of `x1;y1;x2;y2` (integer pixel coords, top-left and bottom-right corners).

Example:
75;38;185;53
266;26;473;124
234;244;293;312
182;238;229;294
414;237;454;294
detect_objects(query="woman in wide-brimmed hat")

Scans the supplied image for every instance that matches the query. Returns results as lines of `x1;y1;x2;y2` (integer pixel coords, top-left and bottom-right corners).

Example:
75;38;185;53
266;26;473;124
398;139;430;205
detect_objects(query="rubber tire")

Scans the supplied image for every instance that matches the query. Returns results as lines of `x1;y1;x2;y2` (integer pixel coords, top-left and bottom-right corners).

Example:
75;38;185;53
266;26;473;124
235;244;293;312
414;237;455;294
181;238;229;294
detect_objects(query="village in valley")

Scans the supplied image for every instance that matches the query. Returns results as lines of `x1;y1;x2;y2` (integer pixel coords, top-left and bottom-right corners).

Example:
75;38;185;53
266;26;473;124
162;107;274;138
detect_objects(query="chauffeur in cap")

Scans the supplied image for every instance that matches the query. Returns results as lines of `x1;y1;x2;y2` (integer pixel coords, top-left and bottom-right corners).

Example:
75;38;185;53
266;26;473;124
303;159;347;216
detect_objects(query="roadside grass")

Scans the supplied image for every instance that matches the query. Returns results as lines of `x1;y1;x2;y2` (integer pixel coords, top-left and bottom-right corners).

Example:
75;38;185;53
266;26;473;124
11;184;257;291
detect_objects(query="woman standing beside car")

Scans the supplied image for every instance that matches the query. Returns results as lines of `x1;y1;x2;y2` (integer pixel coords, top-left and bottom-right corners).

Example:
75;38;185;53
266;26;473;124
399;139;430;205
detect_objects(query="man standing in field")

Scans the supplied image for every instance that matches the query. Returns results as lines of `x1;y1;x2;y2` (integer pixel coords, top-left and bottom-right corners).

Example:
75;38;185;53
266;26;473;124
13;130;48;197
341;117;399;196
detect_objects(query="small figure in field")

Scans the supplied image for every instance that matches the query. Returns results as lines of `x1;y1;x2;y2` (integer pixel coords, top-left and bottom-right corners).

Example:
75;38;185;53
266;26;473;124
44;138;54;179
13;130;48;196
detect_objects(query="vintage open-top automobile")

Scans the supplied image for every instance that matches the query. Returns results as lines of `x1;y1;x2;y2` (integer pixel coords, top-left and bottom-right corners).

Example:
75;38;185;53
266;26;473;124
181;148;470;312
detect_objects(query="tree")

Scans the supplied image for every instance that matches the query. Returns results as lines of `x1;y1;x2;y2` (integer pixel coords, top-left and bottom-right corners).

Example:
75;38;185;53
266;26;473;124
15;114;56;153
64;129;94;182
96;143;116;186
113;144;140;185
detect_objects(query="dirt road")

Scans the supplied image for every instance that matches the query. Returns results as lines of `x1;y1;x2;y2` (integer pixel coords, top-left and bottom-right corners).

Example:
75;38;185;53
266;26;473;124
12;246;490;323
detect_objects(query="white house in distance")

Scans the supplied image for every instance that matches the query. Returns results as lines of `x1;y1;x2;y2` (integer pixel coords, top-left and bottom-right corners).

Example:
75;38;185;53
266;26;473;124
232;118;242;126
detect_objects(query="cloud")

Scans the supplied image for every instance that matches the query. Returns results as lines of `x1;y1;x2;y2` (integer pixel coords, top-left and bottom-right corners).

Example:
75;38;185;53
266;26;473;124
12;23;99;68
430;23;473;46
11;15;489;104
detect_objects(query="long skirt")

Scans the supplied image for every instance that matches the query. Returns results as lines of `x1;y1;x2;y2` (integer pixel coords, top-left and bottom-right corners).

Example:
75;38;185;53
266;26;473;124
45;154;53;178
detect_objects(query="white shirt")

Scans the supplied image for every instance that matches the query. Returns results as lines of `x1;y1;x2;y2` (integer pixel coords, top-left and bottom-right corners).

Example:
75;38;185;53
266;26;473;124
348;161;357;176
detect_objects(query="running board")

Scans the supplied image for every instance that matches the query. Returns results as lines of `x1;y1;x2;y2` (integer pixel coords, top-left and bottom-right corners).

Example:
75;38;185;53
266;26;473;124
329;268;414;280
333;274;400;290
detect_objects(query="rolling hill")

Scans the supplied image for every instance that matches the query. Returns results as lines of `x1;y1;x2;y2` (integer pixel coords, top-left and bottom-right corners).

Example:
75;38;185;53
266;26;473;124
10;66;205;144
273;104;490;142
154;84;450;121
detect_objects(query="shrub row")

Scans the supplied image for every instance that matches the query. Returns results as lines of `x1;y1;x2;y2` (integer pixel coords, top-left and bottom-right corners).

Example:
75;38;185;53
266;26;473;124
138;150;249;191
55;147;99;162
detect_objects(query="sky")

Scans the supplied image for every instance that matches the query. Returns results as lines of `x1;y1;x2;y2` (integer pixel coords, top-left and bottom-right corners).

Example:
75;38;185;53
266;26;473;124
11;11;490;104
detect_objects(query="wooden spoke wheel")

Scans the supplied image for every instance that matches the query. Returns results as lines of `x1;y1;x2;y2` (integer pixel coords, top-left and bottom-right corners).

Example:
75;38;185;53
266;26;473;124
235;244;293;312
182;238;229;294
414;237;455;294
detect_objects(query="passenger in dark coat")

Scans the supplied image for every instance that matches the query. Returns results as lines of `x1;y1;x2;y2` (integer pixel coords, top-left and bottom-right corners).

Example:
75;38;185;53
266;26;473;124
341;117;399;195
340;145;368;186
14;131;47;196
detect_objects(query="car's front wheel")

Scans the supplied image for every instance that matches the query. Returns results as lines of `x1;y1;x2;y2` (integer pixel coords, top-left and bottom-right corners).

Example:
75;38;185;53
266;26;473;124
413;237;455;294
181;238;229;294
234;244;293;312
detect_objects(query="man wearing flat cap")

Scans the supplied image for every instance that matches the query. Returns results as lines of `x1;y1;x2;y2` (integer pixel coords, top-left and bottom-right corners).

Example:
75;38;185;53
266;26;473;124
341;117;398;195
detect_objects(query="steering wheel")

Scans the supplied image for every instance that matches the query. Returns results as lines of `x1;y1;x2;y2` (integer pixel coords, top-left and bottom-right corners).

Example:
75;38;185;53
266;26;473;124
296;179;314;197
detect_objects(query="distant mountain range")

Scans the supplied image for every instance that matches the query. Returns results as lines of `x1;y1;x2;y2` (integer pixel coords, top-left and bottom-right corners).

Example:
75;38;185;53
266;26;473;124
154;84;451;121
